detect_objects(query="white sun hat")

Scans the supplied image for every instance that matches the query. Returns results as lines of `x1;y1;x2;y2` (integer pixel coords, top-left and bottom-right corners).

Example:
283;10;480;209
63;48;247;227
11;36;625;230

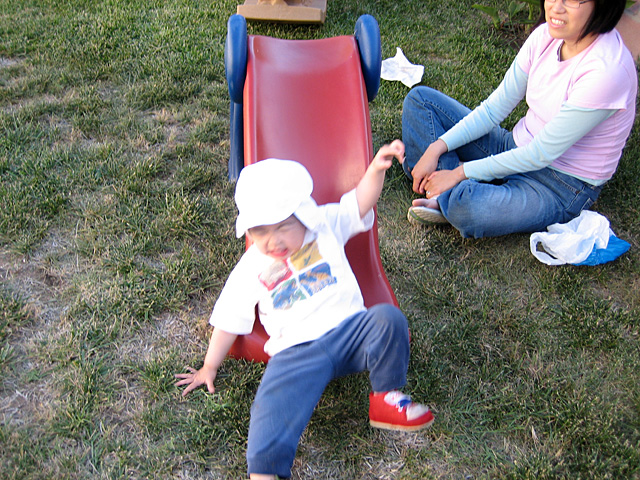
234;159;320;238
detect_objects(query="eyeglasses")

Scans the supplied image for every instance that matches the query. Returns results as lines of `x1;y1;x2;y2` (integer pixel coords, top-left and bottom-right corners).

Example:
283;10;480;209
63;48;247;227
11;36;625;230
546;0;593;9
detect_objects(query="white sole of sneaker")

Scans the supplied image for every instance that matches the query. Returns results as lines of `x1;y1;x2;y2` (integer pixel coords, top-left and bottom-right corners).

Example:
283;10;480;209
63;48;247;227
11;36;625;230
370;418;435;432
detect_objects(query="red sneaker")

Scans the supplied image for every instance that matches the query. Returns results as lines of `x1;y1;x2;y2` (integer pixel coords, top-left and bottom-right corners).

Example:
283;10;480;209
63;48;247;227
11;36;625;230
369;391;434;432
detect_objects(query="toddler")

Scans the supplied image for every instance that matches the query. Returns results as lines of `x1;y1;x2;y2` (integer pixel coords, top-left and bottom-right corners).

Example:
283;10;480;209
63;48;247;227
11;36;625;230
175;140;433;479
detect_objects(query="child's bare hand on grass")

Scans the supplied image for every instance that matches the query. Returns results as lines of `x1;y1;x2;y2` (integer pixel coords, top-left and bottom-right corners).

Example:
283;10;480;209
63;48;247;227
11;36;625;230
175;365;217;396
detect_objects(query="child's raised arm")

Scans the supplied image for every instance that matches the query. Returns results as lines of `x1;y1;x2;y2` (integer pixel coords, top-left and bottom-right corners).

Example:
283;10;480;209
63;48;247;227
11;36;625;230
355;140;405;218
175;327;238;396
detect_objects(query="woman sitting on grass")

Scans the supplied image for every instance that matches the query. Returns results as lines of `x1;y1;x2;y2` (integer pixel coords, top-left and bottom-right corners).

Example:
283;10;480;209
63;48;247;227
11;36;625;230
402;0;636;238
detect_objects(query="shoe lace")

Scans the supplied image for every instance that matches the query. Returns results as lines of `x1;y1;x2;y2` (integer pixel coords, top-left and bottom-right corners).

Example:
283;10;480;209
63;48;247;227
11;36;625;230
396;397;412;410
385;391;412;411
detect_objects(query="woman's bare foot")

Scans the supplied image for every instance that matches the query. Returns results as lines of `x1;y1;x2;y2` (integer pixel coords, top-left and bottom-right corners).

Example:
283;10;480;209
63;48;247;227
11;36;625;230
412;197;440;210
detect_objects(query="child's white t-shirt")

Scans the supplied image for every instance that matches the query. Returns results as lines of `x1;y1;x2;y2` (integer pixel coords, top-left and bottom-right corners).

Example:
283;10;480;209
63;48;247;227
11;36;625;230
209;189;374;357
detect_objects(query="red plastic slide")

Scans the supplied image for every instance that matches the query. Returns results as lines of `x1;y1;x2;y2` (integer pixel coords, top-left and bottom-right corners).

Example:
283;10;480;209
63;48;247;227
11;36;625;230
225;15;397;363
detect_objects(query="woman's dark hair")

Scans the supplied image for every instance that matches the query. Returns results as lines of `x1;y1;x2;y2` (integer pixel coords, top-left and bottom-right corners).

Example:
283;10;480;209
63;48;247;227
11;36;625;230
535;0;627;41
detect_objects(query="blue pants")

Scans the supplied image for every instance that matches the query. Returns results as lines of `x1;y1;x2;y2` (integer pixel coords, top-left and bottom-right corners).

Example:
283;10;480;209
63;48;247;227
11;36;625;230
246;304;409;478
402;86;602;238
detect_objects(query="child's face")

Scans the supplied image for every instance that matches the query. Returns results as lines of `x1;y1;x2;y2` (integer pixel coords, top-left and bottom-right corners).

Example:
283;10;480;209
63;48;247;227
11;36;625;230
247;215;307;261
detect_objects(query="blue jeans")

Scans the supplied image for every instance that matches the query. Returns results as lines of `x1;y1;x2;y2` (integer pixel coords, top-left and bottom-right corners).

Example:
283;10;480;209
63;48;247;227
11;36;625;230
402;86;602;238
246;304;409;478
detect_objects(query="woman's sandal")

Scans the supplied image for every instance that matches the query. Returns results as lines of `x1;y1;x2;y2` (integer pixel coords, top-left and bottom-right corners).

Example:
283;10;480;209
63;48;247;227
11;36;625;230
407;205;449;226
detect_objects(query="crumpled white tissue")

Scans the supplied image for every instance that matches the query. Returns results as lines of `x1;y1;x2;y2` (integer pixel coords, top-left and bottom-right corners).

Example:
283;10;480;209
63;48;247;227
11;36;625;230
530;210;612;266
381;47;424;88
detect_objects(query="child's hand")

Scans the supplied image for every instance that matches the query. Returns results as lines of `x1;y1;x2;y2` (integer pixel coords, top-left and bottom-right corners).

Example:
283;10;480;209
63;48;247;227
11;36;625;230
175;365;217;397
371;139;405;172
356;139;406;218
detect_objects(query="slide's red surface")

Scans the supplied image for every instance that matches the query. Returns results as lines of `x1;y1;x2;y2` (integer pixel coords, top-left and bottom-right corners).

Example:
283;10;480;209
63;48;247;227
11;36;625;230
228;34;397;363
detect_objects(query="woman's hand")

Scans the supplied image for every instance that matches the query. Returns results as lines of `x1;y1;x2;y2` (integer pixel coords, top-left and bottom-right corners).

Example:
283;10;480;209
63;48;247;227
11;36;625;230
423;165;467;198
412;139;448;195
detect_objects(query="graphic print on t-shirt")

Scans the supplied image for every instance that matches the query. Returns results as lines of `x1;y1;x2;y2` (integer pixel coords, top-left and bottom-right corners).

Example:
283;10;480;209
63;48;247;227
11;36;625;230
260;240;336;310
299;263;334;295
258;260;293;290
290;241;322;270
271;278;306;310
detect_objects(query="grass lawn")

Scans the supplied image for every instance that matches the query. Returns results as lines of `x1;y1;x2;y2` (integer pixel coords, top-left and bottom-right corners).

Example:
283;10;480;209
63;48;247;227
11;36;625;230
1;0;639;478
